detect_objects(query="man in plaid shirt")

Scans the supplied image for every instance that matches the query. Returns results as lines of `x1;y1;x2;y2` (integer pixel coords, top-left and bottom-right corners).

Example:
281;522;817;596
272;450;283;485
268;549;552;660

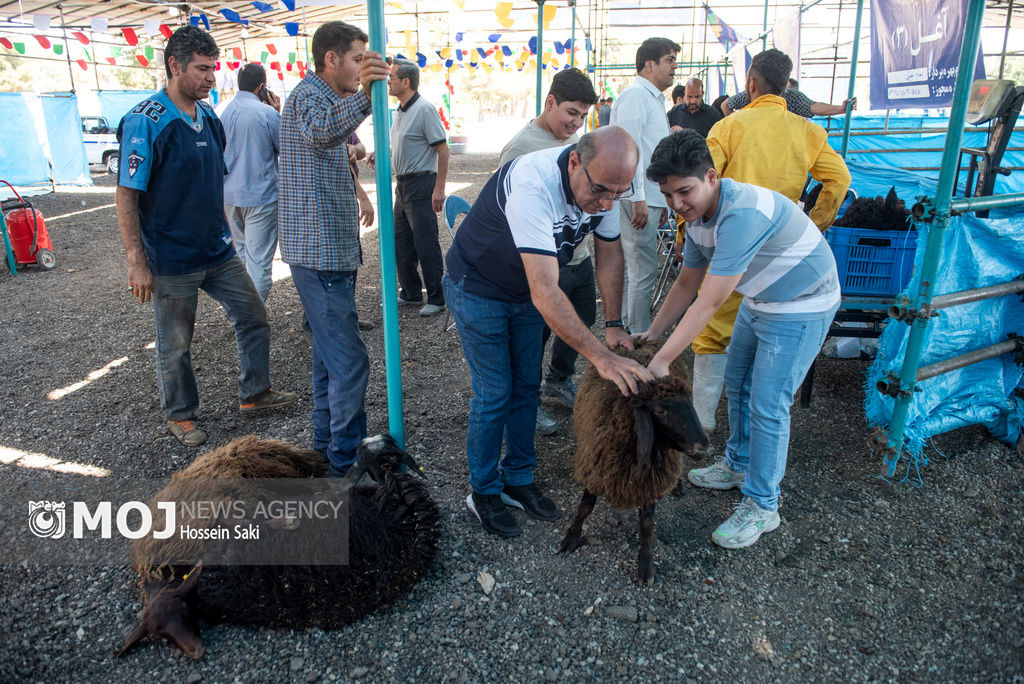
278;21;388;475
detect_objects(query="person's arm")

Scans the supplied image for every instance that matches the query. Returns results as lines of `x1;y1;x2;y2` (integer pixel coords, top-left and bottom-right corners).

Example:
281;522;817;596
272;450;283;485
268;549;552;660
353;179;374;227
809;97;856;117
590;233;632;348
807;141;853;230
647;272;743;377
432;141;449;213
292;52;387;149
522;252;653;396
116;185;153;304
348;140;366;162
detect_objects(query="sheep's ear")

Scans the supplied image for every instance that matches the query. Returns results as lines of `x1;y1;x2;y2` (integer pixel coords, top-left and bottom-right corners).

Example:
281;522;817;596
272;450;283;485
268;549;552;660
114;622;149;657
176;562;202;595
634;406;654;470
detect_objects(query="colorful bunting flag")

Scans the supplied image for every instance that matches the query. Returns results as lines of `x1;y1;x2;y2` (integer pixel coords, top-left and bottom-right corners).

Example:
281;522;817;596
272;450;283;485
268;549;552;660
704;3;740;51
252;1;274;11
233;47;243;59
528;36;537;55
190;14;211;31
285;23;299;37
144;19;160;37
488;34;501;43
281;0;296;10
53;44;63;55
91;17;108;34
14;43;25;54
106;57;116;65
219;9;249;25
416;52;427;67
136;54;149;66
34;35;51;49
495;2;514;29
144;46;154;60
267;43;277;55
288;52;296;64
159;24;173;39
260;51;269;62
0;37;12;50
122;27;139;46
76;59;88;70
72;31;89;45
33;15;50;31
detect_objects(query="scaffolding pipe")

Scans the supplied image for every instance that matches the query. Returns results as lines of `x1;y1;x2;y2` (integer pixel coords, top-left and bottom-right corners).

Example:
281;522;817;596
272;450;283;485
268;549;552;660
570;1;576;68
839;0;864;158
999;0;1015;79
890;278;1024;319
367;0;406;449
882;0;987;476
535;0;544;117
949;192;1024;214
877;338;1024;395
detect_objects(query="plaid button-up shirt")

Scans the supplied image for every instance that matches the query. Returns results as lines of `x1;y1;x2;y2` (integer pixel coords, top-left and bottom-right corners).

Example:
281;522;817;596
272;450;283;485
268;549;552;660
278;72;372;272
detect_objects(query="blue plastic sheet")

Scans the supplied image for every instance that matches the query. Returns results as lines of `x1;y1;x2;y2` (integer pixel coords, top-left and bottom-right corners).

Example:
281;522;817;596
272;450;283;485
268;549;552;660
0;92;89;187
865;212;1024;467
97;90;156;130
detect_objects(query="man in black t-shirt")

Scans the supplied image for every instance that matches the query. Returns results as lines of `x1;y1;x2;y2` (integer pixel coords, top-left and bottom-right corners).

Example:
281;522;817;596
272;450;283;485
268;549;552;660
667;77;722;138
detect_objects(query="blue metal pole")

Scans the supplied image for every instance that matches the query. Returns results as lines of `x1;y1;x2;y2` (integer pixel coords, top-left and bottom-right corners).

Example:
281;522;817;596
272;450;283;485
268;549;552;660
761;0;769;51
882;0;987;475
367;0;405;449
570;1;576;69
1;212;17;276
536;0;545;116
839;0;864;158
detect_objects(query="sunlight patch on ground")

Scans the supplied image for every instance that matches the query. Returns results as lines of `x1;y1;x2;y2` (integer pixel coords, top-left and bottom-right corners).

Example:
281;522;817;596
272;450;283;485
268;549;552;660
46;203;117;223
0;445;110;477
46;356;128;401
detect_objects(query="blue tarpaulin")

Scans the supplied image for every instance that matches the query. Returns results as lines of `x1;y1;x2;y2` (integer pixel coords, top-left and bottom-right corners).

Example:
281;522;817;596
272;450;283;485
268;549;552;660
97;90;156;131
0;92;90;188
865;212;1024;470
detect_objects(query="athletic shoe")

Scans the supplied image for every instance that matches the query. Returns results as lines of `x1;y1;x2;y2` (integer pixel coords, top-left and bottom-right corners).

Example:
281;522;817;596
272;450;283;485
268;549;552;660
687;459;746;490
535;407;557;435
541;377;578;408
419;303;444;317
500;483;561;520
167;419;207;447
397;295;421;307
466;493;520;537
239;388;299;413
712;497;781;549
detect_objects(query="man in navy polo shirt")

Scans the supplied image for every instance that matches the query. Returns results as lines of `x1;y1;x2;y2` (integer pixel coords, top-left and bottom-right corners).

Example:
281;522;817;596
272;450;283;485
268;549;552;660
116;26;296;447
443;126;654;538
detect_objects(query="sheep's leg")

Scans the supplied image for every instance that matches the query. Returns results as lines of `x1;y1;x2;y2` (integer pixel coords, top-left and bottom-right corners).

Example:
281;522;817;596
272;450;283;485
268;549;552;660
638;502;656;585
559;490;598;554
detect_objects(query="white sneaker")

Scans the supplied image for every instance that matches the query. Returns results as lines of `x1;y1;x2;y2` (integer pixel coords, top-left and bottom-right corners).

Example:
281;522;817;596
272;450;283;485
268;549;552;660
535;407;557;435
687;459;745;490
712;497;780;549
419;303;444;317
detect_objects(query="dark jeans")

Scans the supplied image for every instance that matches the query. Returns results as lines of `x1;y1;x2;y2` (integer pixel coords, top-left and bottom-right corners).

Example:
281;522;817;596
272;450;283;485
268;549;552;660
152;255;270;420
443;273;545;495
290;265;369;473
541;256;597;384
394;173;444;306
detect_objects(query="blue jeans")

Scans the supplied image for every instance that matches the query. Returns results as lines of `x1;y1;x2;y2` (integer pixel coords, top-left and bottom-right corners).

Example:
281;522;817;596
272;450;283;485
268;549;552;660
443;273;545;495
152;255;270;421
225;201;278;301
290;265;368;474
722;300;838;511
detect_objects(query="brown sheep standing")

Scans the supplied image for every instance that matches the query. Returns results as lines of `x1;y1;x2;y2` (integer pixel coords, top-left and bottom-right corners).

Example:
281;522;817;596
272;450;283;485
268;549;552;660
560;340;708;584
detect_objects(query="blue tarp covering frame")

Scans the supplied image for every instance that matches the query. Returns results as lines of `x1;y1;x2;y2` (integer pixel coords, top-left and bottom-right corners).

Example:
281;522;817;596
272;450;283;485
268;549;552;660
97;90;156;132
864;213;1024;478
0;92;90;188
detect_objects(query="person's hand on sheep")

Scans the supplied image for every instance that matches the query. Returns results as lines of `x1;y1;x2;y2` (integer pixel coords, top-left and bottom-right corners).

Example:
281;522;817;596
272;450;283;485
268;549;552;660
594;353;654;396
647;356;672;379
605;325;634;351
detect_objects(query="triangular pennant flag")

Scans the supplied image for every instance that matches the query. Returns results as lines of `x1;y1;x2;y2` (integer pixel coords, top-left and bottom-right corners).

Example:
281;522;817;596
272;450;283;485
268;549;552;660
501;45;512;57
0;37;12;50
144;19;160;36
488;34;501;43
14;43;25;54
495;1;514;29
219;9;249;25
416;52;427;67
33;15;50;31
439;47;451;59
233;47;243;59
455;49;463;61
541;4;556;29
53;44;63;55
160;24;173;39
189;14;211;31
76;58;88;71
122;27;139;46
266;43;277;55
34;35;51;49
455;32;464;43
286;62;292;71
277;71;284;81
285;22;299;37
229;61;240;70
270;61;281;71
554;42;565;55
105;56;116;64
528;36;537;54
83;49;91;61
215;61;221;70
477;47;487;59
260;51;269;62
281;0;296;10
144;46;154;60
72;31;89;45
288;52;296;64
111;46;122;57
91;17;108;34
136;54;149;67
252;1;274;11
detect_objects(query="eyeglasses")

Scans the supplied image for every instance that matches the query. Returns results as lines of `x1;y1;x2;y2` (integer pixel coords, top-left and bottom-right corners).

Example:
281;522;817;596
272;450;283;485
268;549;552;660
582;163;634;201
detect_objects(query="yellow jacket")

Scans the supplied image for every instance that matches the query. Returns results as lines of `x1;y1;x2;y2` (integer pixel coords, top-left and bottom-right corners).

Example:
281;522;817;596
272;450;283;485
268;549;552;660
706;94;851;231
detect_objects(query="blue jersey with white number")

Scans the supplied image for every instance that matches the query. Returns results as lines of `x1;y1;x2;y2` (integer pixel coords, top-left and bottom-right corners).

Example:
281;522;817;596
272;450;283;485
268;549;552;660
117;90;233;275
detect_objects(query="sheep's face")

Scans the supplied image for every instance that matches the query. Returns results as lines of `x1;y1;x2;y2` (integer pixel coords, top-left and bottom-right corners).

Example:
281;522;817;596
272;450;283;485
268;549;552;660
648;396;708;455
351;434;424;483
116;564;205;660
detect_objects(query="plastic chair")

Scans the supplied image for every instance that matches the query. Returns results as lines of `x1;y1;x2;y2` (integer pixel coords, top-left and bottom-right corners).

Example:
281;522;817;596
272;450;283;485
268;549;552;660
441;195;472;331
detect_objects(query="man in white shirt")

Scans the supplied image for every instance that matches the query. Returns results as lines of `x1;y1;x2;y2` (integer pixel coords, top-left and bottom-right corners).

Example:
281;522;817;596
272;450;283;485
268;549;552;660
610;37;679;334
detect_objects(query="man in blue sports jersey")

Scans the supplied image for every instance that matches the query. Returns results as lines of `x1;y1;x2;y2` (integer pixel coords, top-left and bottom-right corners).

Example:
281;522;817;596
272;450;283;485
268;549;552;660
639;130;840;549
116;26;296;447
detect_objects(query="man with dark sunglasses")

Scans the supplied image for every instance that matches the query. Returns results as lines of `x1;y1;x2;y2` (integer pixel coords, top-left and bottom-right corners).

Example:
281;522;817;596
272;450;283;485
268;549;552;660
443;126;654;539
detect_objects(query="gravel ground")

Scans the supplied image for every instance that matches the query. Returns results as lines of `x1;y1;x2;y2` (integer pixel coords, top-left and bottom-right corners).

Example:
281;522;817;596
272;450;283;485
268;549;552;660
1;156;1022;683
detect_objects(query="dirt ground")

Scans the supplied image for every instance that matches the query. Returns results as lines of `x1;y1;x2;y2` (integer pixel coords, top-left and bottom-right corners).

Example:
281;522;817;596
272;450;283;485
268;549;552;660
0;156;1021;683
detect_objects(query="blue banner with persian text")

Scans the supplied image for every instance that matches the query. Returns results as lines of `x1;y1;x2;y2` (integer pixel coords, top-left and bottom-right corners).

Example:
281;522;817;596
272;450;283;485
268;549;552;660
869;0;985;109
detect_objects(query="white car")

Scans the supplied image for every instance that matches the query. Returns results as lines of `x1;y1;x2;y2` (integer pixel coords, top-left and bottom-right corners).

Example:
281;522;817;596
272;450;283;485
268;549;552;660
81;116;120;174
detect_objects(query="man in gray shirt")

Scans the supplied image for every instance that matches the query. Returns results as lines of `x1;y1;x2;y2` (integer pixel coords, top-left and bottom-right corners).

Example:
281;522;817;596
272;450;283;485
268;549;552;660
222;63;281;300
498;68;599;436
372;59;449;317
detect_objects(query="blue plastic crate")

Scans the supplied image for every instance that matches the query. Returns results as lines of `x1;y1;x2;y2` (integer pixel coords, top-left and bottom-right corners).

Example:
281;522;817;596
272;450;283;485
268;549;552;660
824;226;918;297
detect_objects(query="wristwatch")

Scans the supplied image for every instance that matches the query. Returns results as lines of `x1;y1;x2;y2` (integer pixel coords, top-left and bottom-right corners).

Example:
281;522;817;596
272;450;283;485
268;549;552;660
605;319;624;328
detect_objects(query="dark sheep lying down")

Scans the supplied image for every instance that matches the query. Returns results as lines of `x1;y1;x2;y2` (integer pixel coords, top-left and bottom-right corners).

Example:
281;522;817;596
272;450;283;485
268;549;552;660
560;340;708;584
831;187;913;231
117;435;440;660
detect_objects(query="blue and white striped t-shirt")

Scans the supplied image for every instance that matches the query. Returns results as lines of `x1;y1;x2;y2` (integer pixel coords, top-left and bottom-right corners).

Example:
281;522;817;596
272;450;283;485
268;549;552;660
683;178;840;317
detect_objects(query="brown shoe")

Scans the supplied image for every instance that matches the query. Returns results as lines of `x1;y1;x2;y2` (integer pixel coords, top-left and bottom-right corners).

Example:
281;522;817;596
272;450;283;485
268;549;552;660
168;419;207;447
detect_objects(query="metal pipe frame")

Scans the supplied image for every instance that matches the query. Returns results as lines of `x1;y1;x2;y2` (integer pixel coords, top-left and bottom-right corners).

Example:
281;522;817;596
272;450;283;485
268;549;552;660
535;0;544;117
367;0;405;449
889;277;1024;319
882;0;988;476
877;338;1024;395
949;192;1024;214
839;0;864;158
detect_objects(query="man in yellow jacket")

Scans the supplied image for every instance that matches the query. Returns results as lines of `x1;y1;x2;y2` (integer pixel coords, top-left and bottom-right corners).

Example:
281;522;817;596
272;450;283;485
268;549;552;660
685;48;850;434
